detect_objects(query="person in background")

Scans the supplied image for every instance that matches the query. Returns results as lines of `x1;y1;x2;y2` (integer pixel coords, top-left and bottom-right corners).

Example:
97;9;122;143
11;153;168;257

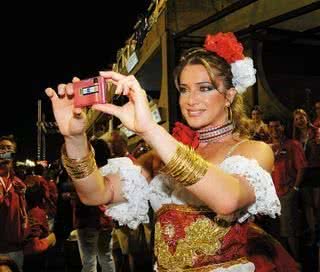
293;108;318;246
46;32;299;271
131;139;151;159
72;138;115;272
268;117;306;261
0;256;20;272
248;105;270;142
101;130;152;272
312;101;320;129
43;165;59;233
0;136;27;272
23;180;56;272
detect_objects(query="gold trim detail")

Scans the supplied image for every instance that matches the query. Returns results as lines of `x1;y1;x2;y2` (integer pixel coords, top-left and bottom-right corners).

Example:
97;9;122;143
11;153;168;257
155;217;231;270
156;204;213;217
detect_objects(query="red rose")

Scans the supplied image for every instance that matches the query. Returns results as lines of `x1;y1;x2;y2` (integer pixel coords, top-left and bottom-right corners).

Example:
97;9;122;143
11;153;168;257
204;32;244;64
172;122;199;149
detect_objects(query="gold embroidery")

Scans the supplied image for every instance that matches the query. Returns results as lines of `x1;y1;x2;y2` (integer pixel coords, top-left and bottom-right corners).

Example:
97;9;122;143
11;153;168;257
155;217;231;270
156;204;212;217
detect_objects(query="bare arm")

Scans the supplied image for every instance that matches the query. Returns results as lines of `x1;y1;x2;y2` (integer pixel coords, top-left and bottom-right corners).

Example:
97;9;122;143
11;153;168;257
93;72;276;215
45;81;126;206
142;127;271;215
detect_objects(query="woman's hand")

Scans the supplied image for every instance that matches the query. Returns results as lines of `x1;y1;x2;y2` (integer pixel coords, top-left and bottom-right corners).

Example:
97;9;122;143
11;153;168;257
93;71;157;136
45;78;87;138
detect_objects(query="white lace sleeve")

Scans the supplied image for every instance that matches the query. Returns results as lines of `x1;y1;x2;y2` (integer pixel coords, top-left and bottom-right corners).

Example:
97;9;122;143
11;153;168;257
99;157;150;229
219;155;281;223
149;174;175;211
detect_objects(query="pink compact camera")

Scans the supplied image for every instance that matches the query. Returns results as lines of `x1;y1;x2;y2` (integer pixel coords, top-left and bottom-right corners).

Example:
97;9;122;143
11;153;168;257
73;76;107;108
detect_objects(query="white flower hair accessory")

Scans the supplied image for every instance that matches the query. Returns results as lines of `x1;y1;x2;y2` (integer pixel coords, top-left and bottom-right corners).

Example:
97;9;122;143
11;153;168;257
204;32;256;94
231;57;256;94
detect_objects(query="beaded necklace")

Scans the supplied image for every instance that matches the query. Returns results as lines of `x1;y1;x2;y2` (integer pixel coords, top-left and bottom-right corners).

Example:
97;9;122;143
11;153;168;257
197;122;234;143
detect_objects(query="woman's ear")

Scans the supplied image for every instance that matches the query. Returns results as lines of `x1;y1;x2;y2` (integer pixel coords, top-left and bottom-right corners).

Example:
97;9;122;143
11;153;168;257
225;88;237;105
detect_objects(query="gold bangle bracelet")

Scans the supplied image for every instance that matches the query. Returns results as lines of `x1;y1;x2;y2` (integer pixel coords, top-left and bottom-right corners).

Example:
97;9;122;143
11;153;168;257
61;143;98;180
160;143;211;186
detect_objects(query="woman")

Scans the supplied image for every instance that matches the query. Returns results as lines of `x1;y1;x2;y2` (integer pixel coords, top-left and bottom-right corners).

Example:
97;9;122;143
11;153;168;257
293;108;319;248
249;105;270;142
46;32;298;271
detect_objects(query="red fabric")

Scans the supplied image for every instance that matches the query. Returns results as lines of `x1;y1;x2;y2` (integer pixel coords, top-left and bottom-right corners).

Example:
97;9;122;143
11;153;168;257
271;139;307;197
26;207;49;238
204;32;244;63
23;206;50;255
23;237;49;255
0;176;27;252
47;179;58;218
271;241;300;272
156;205;299;271
248;255;275;272
172;122;199;149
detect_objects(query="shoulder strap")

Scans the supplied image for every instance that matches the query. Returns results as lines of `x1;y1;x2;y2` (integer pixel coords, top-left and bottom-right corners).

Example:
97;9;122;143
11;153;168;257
225;139;249;159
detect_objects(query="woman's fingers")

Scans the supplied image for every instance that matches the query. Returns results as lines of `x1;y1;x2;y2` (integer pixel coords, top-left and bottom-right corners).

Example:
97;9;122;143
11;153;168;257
92;103;122;117
45;88;58;100
72;77;80;83
57;84;67;96
99;71;126;81
72;107;85;119
66;83;74;96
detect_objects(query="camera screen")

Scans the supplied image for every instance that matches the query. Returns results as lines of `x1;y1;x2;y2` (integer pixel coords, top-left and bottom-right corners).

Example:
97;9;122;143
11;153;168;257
80;85;98;96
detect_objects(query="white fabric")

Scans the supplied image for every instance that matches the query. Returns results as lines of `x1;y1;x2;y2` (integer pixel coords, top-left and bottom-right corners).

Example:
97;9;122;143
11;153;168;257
231;57;256;94
99;157;150;229
102;155;280;228
149;174;205;211
219;155;281;222
211;262;255;272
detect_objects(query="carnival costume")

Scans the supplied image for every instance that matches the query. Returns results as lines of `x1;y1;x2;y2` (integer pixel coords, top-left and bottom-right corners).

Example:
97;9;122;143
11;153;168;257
64;33;299;271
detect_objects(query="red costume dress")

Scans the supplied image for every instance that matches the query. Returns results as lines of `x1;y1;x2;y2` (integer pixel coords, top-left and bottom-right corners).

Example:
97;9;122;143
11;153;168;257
103;123;299;271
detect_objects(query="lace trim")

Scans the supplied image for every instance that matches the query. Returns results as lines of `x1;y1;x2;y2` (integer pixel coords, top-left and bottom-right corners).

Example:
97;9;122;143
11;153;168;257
99;157;150;229
219;155;281;222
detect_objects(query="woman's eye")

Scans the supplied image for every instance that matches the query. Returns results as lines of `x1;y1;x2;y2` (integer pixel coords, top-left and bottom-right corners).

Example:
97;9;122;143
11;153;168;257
200;85;215;92
178;87;188;94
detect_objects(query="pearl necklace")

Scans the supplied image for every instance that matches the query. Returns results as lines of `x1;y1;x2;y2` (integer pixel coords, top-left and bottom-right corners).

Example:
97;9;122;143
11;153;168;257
197;122;234;143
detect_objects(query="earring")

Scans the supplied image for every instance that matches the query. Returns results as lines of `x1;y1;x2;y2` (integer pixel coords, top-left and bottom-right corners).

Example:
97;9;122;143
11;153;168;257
225;103;233;124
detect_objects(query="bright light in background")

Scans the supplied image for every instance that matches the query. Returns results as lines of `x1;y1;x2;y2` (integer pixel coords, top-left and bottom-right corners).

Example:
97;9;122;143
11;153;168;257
17;159;36;167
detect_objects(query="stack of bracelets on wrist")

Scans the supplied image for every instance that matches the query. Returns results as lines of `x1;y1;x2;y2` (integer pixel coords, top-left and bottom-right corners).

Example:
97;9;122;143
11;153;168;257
160;142;211;186
61;144;98;180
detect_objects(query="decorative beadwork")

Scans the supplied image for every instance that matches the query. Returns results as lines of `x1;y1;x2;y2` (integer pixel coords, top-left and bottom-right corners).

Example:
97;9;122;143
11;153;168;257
197;122;234;143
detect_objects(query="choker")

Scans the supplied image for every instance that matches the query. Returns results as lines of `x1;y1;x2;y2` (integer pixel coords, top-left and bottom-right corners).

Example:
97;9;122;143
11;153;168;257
197;122;234;143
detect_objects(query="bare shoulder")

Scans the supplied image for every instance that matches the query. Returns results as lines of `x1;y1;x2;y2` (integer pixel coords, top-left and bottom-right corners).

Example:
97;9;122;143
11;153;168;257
234;140;274;173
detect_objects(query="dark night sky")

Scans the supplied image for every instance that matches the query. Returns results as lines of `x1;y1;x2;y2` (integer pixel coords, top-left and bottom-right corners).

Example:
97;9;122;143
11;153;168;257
1;2;149;161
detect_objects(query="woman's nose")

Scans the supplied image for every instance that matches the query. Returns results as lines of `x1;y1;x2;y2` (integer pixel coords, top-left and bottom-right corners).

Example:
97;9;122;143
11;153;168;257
186;91;200;105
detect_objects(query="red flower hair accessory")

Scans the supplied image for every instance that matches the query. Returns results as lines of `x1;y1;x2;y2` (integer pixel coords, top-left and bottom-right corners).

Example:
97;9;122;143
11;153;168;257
204;32;244;64
204;32;256;94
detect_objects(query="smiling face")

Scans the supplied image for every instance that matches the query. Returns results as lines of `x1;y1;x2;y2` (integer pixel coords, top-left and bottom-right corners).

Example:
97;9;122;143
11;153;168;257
178;64;231;129
269;120;284;140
